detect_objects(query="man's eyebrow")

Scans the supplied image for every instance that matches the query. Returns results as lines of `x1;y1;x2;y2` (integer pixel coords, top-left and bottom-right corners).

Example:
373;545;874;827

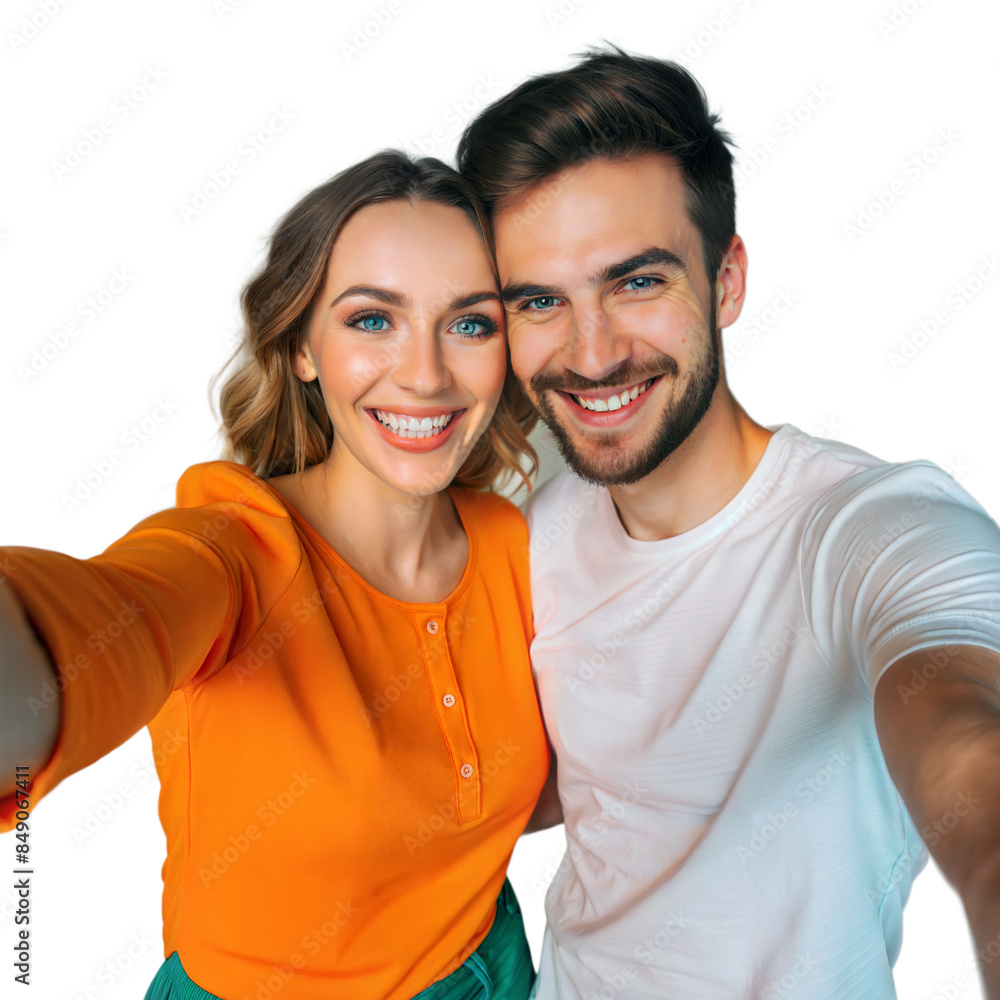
500;248;687;304
500;282;566;305
330;285;409;308
594;248;687;285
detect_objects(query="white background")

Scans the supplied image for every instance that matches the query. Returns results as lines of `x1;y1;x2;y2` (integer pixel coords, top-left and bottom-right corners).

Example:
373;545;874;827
1;0;998;997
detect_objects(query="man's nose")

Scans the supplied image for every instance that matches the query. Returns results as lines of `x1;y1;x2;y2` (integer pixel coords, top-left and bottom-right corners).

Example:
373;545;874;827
563;302;631;382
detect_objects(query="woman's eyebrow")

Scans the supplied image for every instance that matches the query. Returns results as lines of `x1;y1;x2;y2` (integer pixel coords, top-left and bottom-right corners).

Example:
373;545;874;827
450;291;502;310
328;287;501;310
330;285;408;308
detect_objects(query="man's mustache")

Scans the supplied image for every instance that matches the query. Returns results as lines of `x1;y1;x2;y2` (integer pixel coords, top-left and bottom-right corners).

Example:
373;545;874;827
529;355;678;395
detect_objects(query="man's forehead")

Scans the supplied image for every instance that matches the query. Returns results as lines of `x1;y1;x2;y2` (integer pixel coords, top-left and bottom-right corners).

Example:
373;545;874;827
495;152;685;215
492;154;698;283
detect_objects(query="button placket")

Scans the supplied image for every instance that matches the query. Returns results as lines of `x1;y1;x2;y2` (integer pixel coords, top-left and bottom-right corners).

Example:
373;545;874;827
417;610;480;822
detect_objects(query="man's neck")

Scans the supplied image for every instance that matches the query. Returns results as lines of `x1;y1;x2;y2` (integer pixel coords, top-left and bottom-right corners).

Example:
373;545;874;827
607;388;774;541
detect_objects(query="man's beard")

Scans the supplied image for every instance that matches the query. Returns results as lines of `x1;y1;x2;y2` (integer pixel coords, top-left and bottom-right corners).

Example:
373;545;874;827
526;302;721;488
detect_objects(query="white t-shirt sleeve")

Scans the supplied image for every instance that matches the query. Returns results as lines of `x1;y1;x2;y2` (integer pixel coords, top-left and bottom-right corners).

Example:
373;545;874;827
800;461;1000;697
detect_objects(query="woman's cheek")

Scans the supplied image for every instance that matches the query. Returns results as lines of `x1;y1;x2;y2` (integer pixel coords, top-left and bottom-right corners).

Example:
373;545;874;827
335;342;397;394
472;337;509;408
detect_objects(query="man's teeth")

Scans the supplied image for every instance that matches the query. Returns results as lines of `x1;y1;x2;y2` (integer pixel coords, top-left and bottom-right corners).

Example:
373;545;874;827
574;379;654;412
374;410;455;438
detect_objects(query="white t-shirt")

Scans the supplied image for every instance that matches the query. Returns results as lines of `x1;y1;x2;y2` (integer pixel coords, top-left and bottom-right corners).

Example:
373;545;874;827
524;424;1000;999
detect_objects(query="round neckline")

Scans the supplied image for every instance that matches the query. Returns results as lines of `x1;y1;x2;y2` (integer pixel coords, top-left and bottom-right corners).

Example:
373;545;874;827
600;423;800;556
251;470;477;611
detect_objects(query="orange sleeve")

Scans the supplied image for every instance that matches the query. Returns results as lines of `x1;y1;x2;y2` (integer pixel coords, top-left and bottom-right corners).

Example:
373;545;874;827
0;462;301;831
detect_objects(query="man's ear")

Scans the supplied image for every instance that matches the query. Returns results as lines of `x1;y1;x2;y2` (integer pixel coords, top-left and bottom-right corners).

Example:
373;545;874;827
715;234;748;330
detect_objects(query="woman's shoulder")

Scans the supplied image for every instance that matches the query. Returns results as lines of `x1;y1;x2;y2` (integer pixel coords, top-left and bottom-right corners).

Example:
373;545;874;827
175;459;294;518
448;487;528;549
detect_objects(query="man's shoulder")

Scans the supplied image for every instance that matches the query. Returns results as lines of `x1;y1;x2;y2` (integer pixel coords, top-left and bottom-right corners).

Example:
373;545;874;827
521;468;604;533
777;425;887;483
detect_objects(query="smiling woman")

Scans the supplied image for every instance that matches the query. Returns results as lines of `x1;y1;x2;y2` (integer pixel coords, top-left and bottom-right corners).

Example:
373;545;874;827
0;151;549;1000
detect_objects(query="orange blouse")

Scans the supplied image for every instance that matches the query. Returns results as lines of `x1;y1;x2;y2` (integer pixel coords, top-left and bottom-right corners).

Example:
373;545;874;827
0;461;549;999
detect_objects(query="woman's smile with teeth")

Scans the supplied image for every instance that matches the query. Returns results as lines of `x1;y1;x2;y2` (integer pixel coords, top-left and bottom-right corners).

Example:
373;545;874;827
572;378;654;412
373;409;456;438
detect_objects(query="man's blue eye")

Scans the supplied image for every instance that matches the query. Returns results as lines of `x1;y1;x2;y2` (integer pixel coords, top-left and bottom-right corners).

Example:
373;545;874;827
527;296;558;310
624;276;657;290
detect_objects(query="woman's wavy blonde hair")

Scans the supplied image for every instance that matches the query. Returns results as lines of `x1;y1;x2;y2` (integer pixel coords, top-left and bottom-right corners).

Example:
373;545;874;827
212;150;537;492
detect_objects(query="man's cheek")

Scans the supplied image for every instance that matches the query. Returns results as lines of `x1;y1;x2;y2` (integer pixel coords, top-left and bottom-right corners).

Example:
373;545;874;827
506;326;537;384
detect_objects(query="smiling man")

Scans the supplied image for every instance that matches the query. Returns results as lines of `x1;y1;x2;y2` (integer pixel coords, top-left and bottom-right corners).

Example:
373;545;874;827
459;48;1000;999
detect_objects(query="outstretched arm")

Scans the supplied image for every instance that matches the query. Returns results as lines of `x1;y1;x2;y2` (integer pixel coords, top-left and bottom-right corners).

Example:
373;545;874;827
875;645;1000;999
0;492;270;829
0;576;59;798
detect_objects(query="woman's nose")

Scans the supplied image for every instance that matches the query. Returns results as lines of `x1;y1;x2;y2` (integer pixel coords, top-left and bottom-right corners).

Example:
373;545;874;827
391;325;452;397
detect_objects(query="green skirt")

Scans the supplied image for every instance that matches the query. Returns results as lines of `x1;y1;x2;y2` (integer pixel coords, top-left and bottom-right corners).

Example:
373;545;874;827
144;878;535;1000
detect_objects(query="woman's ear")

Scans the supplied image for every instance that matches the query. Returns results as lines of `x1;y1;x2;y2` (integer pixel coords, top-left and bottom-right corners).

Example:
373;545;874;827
291;338;319;383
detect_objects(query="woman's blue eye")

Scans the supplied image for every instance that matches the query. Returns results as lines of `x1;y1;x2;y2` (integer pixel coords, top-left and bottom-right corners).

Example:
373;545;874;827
452;318;493;338
360;315;386;331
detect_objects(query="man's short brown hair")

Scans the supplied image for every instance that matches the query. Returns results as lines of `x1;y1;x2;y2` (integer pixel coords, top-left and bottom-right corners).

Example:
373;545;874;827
457;45;738;281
